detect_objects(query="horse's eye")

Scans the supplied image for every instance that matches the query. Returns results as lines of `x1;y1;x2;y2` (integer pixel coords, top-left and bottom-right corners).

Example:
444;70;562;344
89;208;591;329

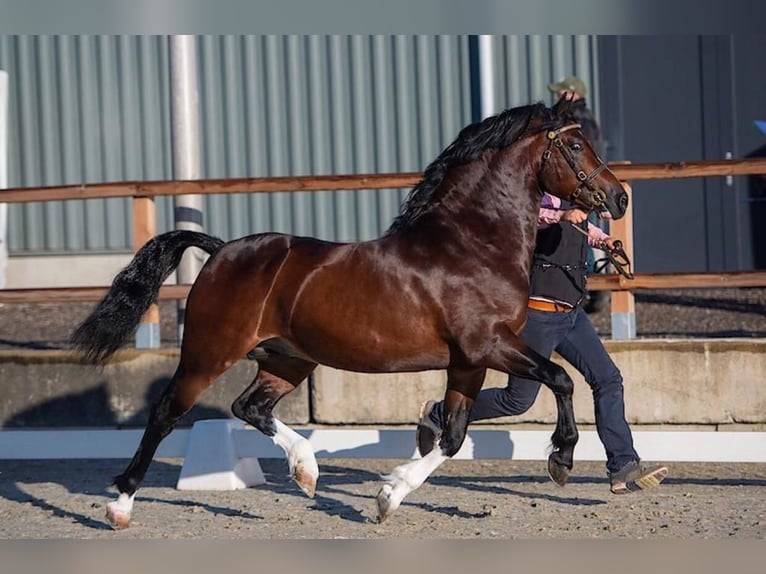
570;142;583;152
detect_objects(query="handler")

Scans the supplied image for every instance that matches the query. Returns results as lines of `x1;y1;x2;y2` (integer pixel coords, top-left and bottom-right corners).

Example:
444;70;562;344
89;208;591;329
416;192;669;494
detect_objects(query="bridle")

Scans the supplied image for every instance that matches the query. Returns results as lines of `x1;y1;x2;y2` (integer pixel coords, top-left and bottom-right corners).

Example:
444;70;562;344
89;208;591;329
539;123;609;210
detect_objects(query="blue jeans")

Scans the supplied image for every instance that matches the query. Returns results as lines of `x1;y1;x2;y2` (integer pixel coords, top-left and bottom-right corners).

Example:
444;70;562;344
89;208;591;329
430;306;639;473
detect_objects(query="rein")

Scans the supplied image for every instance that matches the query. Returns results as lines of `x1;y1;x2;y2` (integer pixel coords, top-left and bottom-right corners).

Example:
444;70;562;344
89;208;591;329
593;239;635;280
540;123;609;210
569;223;635;280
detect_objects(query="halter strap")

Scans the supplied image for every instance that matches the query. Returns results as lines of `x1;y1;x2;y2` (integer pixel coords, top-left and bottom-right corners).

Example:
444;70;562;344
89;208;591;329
539;123;609;210
549;123;581;136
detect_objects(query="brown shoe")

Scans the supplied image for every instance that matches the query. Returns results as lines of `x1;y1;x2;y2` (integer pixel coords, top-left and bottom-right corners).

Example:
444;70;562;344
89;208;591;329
609;460;668;494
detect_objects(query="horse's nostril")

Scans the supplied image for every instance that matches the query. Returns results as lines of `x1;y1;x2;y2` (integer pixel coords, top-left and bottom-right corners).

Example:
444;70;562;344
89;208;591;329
618;192;629;211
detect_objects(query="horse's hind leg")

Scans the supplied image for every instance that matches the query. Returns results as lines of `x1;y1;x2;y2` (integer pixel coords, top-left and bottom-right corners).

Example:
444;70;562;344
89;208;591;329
106;366;221;529
376;367;486;523
231;354;318;497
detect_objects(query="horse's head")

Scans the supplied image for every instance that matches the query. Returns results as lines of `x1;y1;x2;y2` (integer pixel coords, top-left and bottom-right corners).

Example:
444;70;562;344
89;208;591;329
535;95;628;220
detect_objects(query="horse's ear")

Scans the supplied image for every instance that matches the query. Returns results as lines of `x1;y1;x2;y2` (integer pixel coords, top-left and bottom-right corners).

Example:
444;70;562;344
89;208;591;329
551;93;574;118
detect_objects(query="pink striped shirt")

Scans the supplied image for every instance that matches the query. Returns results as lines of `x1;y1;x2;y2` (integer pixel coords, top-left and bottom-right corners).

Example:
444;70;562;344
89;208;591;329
539;193;609;247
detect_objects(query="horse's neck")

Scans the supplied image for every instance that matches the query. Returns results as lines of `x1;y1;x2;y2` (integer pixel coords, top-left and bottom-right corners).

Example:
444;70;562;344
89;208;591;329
437;163;543;262
387;141;545;275
384;183;541;286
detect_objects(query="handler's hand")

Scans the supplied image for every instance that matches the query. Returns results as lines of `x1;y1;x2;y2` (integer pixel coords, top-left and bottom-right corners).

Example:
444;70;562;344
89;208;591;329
599;236;617;251
561;209;589;224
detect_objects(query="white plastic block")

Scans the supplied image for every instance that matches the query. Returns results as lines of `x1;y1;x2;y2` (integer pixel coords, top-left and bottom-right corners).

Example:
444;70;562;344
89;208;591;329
176;419;265;490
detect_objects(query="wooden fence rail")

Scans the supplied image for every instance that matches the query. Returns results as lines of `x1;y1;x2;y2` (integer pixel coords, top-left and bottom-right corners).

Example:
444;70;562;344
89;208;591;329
1;157;766;203
1;156;765;340
2;270;766;305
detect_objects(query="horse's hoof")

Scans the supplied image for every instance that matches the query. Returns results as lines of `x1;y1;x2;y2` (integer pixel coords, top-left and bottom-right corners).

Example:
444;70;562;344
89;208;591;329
375;484;395;523
105;503;131;530
547;454;571;487
293;466;317;498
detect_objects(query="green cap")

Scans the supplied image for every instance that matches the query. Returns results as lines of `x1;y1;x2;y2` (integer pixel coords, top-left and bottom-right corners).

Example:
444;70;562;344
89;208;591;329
547;75;587;97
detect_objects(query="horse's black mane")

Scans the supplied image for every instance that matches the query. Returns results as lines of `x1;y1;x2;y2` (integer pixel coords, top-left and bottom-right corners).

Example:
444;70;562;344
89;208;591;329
386;101;561;235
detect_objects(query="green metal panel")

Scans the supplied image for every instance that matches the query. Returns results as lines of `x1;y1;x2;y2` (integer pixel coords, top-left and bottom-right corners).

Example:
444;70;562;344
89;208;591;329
0;35;173;254
0;35;597;254
193;35;474;243
493;34;600;115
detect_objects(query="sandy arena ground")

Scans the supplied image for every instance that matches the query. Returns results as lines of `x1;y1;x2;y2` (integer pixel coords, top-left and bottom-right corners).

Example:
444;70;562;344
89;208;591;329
0;457;763;539
0;288;764;540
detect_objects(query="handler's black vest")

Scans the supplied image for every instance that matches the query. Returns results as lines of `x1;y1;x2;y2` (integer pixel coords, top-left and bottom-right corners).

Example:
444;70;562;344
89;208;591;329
529;215;589;307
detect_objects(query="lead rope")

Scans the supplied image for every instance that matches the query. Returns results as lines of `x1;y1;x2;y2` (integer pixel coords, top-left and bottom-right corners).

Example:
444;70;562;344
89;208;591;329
569;223;635;280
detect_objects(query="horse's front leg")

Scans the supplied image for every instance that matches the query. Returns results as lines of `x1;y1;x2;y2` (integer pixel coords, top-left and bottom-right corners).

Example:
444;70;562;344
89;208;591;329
487;326;579;485
376;449;449;523
376;368;485;523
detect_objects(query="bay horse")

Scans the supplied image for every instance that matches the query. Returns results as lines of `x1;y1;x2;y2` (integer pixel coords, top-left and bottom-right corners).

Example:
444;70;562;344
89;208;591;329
71;96;628;529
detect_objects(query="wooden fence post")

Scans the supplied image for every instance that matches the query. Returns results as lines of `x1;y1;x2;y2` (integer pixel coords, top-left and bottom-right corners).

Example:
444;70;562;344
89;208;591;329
608;171;636;340
133;196;160;348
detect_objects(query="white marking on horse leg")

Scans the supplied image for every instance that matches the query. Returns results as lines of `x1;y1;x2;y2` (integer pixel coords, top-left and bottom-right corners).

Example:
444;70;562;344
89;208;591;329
105;492;135;530
376;448;448;522
271;417;319;497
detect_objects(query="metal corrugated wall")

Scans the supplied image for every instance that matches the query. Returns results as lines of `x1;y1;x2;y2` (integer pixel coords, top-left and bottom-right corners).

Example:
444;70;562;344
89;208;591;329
0;36;174;253
0;35;597;254
492;35;600;116
195;35;473;242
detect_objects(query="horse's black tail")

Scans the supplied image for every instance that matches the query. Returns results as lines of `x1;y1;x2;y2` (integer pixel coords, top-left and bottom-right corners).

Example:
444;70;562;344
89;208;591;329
71;230;226;365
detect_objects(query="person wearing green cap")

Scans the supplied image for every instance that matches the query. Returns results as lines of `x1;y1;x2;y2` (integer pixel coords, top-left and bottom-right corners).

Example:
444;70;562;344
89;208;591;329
415;78;669;496
414;189;670;496
547;75;605;159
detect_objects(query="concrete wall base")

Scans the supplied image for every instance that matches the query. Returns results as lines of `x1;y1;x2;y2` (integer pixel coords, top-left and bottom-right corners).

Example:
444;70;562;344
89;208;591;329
0;349;309;428
312;339;766;425
0;338;764;429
